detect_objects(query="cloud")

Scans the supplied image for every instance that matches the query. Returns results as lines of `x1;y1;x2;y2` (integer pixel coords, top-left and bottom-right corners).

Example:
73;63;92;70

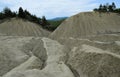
0;0;98;19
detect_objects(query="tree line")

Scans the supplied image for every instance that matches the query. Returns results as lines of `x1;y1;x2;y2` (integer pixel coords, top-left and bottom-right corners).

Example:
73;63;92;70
0;7;52;31
93;2;120;13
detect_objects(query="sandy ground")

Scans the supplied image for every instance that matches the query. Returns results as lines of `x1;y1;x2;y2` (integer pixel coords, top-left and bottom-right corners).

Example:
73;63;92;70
0;18;50;37
1;35;120;77
1;12;120;77
50;12;120;39
49;12;120;77
0;36;74;77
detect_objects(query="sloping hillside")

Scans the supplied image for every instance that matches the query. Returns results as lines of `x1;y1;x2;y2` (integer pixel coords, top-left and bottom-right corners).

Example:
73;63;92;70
0;18;50;36
57;34;120;77
49;12;120;77
50;12;120;39
0;36;74;77
1;12;120;77
1;35;120;77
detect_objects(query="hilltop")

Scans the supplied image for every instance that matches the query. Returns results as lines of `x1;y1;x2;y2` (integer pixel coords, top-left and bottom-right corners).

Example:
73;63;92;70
0;18;50;36
49;12;120;77
50;12;120;39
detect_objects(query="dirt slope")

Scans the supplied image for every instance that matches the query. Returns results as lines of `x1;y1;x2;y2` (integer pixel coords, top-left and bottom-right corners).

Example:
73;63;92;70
49;34;120;77
0;37;74;77
0;18;50;36
50;12;120;39
1;35;120;77
0;36;45;76
49;12;120;77
1;12;120;77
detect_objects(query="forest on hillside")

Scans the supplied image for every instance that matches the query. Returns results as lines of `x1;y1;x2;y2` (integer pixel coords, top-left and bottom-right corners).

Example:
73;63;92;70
0;7;58;31
93;2;120;13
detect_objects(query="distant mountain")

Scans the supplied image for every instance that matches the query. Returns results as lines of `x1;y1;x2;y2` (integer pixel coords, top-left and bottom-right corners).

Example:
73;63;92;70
47;17;68;31
50;17;68;21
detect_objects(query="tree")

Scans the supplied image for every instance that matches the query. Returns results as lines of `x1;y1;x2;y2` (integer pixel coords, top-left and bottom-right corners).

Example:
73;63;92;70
24;10;31;19
94;2;118;13
93;8;98;12
41;16;49;27
108;5;113;12
30;15;39;23
18;7;25;18
41;16;47;26
99;4;103;12
114;8;120;13
103;5;107;12
0;12;5;19
112;2;116;10
3;7;13;17
12;12;17;17
24;10;31;16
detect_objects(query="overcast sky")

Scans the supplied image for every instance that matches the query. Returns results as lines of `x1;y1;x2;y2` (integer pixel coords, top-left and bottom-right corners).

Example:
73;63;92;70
0;0;120;19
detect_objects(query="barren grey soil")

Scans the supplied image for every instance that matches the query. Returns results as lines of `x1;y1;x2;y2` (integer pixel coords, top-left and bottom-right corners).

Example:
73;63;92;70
0;12;120;77
0;36;74;77
49;12;120;77
50;12;120;39
0;18;50;36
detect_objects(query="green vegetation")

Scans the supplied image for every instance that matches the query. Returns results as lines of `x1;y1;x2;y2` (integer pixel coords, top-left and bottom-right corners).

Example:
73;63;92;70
0;7;16;19
48;19;66;31
93;2;120;13
0;7;56;31
0;7;67;31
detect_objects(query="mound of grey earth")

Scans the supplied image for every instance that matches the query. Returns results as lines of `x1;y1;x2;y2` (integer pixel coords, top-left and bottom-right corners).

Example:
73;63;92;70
57;34;120;77
0;18;50;36
50;12;120;39
0;36;75;77
0;12;120;77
